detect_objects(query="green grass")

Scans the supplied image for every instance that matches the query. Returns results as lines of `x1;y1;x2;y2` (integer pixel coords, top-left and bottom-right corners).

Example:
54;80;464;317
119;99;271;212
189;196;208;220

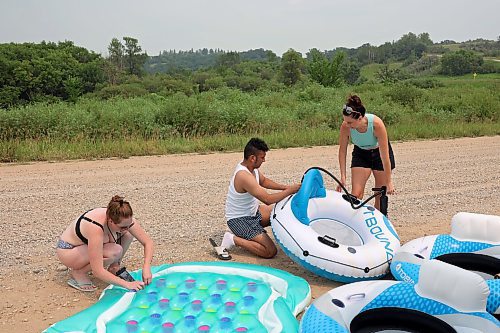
441;44;461;52
484;57;500;62
1;74;499;162
360;63;403;80
1;122;499;163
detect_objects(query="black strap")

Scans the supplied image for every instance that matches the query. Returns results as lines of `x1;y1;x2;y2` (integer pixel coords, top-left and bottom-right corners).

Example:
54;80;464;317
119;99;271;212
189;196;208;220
75;211;104;245
106;221;122;245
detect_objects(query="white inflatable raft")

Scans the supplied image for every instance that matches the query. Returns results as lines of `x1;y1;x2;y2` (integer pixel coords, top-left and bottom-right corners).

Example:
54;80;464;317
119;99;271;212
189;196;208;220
271;169;400;282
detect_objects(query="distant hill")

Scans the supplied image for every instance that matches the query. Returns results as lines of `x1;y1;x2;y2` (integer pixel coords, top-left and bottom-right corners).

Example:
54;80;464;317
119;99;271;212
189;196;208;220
438;38;500;56
144;35;499;73
145;48;275;73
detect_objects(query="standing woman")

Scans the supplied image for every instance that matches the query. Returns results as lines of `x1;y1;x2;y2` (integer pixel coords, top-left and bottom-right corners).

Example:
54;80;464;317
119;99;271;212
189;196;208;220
56;195;154;292
336;94;396;211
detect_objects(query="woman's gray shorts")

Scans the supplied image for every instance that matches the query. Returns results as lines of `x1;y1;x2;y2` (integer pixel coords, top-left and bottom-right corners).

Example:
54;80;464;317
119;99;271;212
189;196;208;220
227;210;265;240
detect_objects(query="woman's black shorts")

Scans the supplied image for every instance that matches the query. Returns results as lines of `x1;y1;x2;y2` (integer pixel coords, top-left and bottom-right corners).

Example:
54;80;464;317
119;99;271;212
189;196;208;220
351;142;395;171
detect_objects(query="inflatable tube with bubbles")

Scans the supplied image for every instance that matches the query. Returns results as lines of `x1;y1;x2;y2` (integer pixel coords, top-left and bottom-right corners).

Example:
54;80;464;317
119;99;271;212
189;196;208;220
395;212;500;279
300;260;499;333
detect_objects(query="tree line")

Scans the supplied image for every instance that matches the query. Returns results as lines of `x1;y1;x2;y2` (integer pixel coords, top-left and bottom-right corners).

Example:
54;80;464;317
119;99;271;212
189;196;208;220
0;33;499;109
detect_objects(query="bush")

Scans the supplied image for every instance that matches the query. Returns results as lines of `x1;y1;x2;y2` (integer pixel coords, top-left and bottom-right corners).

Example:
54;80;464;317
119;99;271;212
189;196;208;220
406;78;444;89
97;83;149;99
375;65;412;84
385;83;424;109
372;102;401;126
477;61;500;74
405;55;441;75
154;93;216;137
440;50;483;76
297;83;328;102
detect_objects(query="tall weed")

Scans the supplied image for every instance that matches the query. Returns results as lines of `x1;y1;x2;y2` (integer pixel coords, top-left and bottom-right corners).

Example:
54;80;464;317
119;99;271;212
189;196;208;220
1;74;499;161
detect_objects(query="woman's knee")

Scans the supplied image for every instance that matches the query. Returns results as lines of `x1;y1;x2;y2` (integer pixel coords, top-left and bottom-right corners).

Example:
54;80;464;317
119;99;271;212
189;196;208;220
351;189;364;199
104;243;123;261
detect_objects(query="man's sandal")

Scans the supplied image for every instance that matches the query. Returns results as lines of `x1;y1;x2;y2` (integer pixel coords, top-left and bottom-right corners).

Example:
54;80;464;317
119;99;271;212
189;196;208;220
209;237;232;260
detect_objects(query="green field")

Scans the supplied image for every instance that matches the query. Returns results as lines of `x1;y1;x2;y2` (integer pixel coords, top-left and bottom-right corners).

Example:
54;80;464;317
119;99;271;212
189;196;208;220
360;63;403;81
1;73;499;162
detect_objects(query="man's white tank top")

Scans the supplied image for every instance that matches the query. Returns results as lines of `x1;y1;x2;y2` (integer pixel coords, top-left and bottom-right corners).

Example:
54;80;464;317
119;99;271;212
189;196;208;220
225;163;260;221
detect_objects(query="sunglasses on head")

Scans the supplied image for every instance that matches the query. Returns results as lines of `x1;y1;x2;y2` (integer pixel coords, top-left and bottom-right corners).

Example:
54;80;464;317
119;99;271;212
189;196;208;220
342;105;361;119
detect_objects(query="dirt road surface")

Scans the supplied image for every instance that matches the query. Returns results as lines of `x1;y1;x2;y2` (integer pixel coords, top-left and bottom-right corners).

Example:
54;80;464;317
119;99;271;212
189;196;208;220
0;136;499;332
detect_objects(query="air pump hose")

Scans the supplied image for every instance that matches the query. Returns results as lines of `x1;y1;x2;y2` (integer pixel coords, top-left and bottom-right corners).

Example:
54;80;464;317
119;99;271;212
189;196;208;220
302;166;388;215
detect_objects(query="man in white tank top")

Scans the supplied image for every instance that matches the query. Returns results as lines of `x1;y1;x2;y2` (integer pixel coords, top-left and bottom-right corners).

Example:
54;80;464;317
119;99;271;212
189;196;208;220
221;138;301;258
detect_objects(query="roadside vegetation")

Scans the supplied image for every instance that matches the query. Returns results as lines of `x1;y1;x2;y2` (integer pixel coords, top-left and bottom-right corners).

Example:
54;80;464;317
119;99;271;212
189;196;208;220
1;34;499;162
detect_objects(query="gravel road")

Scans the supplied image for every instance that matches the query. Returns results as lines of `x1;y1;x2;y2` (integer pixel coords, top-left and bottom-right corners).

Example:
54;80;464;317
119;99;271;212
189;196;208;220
0;136;499;332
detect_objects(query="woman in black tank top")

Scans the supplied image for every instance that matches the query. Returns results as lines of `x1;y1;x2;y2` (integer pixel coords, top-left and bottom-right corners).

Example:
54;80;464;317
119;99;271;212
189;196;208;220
56;195;154;292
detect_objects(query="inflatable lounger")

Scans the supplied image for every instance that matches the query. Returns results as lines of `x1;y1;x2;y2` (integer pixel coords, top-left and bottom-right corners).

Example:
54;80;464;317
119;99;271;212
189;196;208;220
300;260;499;333
44;262;311;333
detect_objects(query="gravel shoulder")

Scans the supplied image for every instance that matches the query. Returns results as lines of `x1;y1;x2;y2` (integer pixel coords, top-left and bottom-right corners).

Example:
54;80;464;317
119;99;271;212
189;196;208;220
0;136;499;332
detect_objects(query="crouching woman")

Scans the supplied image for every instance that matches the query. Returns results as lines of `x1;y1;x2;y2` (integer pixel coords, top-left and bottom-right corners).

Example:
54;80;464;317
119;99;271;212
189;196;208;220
56;195;154;292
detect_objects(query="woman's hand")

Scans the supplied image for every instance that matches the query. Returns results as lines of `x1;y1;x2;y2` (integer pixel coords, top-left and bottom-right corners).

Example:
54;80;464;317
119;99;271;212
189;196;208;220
336;178;346;192
142;264;152;285
387;180;396;194
125;280;145;291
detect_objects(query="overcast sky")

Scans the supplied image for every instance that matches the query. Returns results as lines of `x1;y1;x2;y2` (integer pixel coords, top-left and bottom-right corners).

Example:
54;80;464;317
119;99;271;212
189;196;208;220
1;0;499;56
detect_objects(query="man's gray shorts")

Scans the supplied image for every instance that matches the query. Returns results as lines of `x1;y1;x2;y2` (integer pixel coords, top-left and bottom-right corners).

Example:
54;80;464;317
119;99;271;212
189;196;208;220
227;210;265;240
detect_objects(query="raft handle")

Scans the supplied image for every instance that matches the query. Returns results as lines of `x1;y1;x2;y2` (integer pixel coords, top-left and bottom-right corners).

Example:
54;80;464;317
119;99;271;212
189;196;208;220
348;293;366;301
318;235;339;248
342;193;361;205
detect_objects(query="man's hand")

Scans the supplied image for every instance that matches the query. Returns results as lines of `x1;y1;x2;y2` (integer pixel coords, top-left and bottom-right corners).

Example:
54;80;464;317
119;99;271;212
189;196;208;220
287;183;301;194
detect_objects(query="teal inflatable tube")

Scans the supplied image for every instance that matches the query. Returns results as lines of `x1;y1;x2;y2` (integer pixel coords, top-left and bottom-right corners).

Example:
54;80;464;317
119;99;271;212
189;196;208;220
44;262;311;333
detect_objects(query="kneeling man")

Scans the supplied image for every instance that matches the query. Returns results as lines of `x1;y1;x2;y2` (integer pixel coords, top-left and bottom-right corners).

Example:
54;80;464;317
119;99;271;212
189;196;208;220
222;138;300;258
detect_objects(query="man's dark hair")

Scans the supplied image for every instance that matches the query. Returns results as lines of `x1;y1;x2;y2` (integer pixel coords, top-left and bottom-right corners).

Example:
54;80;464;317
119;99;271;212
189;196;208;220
244;138;269;159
